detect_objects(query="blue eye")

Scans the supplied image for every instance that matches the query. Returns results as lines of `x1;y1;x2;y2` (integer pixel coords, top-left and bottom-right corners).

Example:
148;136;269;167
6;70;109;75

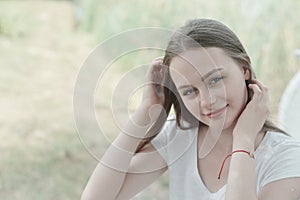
208;76;223;86
182;88;197;96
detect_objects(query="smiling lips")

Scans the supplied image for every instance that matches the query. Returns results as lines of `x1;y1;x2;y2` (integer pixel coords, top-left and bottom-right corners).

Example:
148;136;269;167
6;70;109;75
205;105;228;119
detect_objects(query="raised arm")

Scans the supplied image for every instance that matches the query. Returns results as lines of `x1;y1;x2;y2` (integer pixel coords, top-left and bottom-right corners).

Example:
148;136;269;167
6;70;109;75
225;80;268;200
81;57;168;200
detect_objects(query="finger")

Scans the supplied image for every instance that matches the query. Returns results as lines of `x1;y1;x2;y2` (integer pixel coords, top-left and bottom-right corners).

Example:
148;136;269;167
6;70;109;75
153;70;163;84
152;57;164;67
152;60;164;72
251;80;269;104
251;79;268;92
146;60;162;76
153;68;166;86
248;83;262;103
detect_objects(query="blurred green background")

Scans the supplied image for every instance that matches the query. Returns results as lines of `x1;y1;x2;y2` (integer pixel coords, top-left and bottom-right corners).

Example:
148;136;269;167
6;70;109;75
0;0;299;199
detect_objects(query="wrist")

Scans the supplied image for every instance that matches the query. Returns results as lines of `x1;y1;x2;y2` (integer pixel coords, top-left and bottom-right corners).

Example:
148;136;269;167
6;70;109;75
136;103;164;120
232;135;255;152
130;106;152;126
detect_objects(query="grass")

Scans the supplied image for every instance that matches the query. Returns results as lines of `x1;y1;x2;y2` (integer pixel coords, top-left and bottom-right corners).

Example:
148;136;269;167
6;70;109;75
0;1;96;199
0;0;299;199
79;0;300;118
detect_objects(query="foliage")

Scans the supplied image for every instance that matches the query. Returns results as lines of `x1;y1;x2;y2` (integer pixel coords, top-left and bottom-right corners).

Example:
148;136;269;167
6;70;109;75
0;0;299;199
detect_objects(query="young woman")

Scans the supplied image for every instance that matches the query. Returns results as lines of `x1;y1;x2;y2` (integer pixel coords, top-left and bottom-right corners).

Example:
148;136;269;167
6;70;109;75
81;19;300;200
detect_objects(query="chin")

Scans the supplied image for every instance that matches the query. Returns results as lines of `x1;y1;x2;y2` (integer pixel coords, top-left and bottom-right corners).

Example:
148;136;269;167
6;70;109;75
198;114;235;130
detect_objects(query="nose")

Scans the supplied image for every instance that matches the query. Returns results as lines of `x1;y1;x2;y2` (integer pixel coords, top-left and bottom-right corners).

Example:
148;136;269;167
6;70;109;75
199;87;216;109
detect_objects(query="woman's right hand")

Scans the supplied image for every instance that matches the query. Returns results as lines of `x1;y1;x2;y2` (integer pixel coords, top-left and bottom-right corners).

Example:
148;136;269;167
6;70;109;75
138;57;166;120
141;57;165;106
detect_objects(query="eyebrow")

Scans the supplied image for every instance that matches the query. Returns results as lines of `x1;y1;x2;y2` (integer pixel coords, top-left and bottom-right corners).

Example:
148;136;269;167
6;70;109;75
177;68;224;90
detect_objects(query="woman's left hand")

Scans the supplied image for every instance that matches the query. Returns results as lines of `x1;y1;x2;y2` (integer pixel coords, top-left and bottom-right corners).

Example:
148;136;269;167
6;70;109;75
233;79;270;147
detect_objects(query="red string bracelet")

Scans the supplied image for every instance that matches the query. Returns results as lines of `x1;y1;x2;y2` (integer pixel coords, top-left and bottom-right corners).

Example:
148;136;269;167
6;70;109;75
217;150;255;180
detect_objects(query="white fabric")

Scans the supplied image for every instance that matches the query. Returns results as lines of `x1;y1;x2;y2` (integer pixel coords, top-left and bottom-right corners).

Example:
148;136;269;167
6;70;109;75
151;116;300;200
278;70;300;139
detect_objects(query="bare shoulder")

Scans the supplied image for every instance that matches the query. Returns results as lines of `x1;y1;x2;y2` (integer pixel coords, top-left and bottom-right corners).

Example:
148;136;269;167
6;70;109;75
258;177;300;200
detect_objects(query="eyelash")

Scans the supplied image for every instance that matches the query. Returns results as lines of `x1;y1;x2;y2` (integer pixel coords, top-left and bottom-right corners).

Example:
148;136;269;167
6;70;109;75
181;76;224;96
208;76;224;86
182;88;198;96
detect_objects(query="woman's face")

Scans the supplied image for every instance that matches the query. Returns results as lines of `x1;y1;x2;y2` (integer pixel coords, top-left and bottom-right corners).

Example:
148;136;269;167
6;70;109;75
169;47;250;130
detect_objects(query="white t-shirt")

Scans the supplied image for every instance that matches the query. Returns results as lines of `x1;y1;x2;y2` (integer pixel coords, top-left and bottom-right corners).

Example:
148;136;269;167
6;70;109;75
151;117;300;200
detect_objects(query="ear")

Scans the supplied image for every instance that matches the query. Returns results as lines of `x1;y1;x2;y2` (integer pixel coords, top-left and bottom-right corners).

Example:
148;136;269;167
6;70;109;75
242;67;251;80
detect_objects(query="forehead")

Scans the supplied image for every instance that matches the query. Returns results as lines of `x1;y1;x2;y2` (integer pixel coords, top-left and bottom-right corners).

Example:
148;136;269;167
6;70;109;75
169;47;236;79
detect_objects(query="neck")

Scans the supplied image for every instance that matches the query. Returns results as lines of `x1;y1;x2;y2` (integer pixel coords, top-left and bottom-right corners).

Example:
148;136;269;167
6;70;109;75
198;125;266;158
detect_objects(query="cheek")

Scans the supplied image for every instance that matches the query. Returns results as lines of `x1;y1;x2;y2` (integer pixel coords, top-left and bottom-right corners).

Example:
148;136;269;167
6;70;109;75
181;98;201;117
213;87;226;99
182;98;198;110
225;82;248;105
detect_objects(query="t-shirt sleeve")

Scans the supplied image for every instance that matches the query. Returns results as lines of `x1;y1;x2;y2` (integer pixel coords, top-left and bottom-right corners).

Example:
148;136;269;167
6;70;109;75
150;117;177;165
259;137;300;190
